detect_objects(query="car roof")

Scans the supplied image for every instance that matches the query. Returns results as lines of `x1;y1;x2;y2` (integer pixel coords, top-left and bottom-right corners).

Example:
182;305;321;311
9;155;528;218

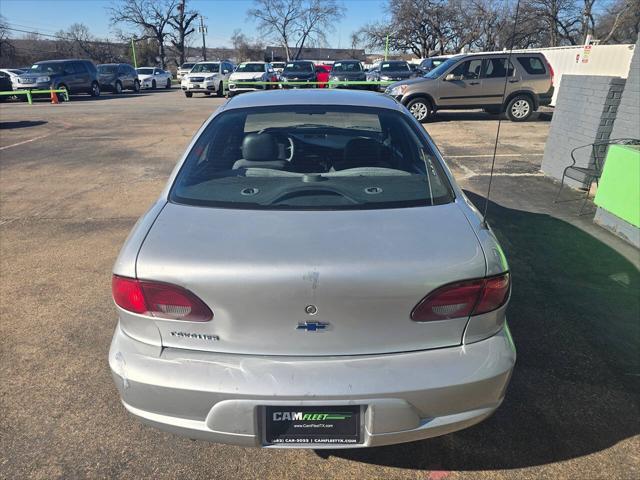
35;59;90;64
224;89;404;111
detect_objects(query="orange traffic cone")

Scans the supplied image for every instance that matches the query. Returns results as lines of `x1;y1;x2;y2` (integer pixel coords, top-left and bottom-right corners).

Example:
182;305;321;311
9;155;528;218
50;88;59;104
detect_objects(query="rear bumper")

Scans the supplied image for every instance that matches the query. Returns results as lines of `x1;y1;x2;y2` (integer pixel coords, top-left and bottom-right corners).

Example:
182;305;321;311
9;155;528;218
109;323;516;448
539;86;554;106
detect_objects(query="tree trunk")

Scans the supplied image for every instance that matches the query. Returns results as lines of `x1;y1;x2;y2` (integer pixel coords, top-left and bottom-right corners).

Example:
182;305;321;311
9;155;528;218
159;39;166;69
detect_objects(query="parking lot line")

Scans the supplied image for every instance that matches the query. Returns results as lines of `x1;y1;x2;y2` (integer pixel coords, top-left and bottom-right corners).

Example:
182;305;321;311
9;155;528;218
0;132;52;151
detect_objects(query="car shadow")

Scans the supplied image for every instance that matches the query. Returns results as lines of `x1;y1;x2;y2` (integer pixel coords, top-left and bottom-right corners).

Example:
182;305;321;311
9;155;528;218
0;120;47;129
428;110;552;123
321;191;639;471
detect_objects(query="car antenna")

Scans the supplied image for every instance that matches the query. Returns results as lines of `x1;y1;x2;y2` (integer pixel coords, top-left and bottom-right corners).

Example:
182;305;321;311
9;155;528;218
482;0;522;229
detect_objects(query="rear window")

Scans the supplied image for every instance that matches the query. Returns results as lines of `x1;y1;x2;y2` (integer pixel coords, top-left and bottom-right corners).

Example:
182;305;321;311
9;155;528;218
98;65;118;74
170;105;453;210
517;57;547;75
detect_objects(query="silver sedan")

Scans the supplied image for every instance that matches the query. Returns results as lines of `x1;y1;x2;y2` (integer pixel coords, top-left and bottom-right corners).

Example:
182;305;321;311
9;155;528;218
109;89;515;448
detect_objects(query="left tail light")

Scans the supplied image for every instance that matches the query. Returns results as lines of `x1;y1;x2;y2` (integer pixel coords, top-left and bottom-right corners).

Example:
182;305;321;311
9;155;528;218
112;275;213;322
411;273;510;322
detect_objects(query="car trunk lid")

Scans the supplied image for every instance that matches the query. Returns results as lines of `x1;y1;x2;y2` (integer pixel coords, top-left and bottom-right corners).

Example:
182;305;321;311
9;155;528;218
136;202;486;355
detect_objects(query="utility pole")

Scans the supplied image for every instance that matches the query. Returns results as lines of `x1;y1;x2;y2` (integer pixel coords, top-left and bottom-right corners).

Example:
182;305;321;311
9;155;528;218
198;15;207;61
384;34;390;61
131;38;137;68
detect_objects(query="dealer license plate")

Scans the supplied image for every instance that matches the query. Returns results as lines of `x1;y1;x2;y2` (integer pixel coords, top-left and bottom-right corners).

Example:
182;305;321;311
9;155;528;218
264;405;362;446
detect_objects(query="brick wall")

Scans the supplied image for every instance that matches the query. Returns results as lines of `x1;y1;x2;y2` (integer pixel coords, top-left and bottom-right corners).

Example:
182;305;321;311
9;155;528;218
611;36;640;141
541;75;626;187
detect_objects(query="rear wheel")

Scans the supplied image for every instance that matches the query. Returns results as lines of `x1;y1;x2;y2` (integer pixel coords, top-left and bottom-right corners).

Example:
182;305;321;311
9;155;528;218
216;81;224;97
506;95;533;122
133;80;140;93
184;91;192;98
151;79;156;90
114;81;123;94
203;92;211;96
406;97;432;122
165;78;171;89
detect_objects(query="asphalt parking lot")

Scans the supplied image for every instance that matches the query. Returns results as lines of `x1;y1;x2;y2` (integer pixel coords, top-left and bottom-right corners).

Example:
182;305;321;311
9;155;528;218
1;89;638;479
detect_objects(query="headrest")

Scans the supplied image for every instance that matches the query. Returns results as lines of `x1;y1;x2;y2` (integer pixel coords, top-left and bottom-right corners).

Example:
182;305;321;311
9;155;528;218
242;133;277;162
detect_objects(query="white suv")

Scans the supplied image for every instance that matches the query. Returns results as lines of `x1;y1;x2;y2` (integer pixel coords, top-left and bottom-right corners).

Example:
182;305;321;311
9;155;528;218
177;62;196;80
181;61;234;97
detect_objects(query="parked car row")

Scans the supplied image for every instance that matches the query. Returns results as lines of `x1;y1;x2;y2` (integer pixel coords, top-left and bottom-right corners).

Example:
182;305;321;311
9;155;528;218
0;58;175;100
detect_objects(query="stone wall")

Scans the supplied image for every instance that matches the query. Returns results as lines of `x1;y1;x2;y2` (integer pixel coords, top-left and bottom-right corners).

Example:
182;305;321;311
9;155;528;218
610;36;640;141
541;75;626;187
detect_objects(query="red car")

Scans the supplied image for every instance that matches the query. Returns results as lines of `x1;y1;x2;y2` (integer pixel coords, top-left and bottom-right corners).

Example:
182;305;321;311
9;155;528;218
315;64;332;88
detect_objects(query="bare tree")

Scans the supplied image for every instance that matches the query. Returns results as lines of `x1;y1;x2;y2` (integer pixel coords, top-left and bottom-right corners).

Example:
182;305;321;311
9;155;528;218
231;29;265;61
248;0;343;60
108;0;178;68
0;15;16;61
168;0;199;65
597;0;639;43
55;23;123;63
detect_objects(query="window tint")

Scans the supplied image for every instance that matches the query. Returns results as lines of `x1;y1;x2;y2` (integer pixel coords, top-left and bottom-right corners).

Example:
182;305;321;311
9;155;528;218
137;68;153;75
451;59;483;79
518;57;547;74
171;105;453;210
483;58;514;78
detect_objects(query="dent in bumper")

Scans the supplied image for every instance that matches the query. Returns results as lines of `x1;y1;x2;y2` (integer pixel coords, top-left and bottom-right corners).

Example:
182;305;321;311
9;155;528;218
109;323;515;448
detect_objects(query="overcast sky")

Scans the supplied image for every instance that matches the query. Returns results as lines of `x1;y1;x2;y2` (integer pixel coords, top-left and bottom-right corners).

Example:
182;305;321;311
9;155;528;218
1;0;387;48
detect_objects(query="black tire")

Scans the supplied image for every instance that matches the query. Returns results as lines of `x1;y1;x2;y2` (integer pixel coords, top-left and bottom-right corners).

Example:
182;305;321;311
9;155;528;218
114;81;123;94
216;81;224;97
151;79;156;90
184;91;192;98
90;81;100;97
203;92;211;96
133;80;140;93
57;84;68;102
505;95;533;122
406;97;432;122
165;78;171;89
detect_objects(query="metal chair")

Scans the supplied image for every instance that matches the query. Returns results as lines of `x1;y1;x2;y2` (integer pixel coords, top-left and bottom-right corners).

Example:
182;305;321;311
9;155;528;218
554;138;640;214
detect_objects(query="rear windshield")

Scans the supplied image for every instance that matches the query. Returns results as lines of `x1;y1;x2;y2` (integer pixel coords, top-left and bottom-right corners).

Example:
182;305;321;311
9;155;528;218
236;63;265;73
332;62;362;72
136;68;153;74
171;105;453;210
380;62;409;72
518;56;547;74
192;63;219;73
284;63;314;73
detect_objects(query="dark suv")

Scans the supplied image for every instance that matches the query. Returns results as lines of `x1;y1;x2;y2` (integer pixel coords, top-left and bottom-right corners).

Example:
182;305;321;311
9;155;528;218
16;59;100;98
279;61;317;88
97;63;140;94
385;53;554;122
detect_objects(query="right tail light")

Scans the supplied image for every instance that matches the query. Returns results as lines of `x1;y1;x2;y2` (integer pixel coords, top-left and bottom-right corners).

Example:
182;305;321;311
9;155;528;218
411;273;510;322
